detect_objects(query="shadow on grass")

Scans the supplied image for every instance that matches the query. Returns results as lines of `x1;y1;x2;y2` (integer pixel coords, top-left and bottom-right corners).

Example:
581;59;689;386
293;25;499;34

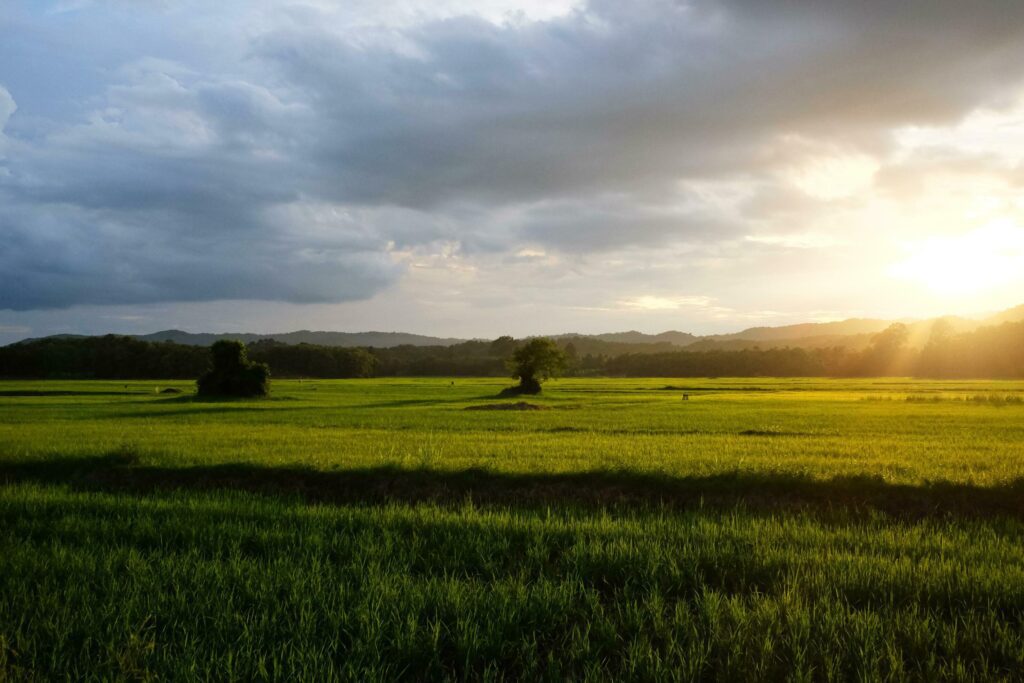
356;395;500;409
102;406;320;419
151;394;304;404
0;390;143;397
3;453;1024;520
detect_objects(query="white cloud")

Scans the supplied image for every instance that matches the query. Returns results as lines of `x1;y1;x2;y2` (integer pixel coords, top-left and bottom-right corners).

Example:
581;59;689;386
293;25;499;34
788;153;879;200
0;85;15;158
617;295;715;311
744;233;846;249
0;85;14;129
894;94;1024;164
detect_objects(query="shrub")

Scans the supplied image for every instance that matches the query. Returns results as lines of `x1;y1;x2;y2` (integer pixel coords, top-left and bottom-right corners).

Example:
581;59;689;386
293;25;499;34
196;340;270;398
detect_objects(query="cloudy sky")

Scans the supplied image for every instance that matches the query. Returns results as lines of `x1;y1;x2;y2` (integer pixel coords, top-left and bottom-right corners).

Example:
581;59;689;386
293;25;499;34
2;0;1024;344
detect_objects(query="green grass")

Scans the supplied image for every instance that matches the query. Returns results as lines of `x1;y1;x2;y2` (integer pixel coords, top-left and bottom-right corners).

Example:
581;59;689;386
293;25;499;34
2;378;1024;680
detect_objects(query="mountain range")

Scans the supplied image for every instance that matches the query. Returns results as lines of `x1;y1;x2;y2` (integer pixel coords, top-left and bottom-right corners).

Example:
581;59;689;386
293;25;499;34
134;330;468;348
15;304;1024;350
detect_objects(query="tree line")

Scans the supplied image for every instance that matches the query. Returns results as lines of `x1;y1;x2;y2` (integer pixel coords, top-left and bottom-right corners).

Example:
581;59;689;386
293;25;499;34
1;320;1022;379
0;336;375;380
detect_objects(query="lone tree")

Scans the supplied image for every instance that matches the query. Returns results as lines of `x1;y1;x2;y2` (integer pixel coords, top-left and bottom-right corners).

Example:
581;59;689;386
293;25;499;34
505;337;567;395
197;340;270;397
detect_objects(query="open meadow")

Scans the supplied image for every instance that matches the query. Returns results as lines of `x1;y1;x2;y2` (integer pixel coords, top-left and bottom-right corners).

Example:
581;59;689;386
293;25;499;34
3;378;1024;680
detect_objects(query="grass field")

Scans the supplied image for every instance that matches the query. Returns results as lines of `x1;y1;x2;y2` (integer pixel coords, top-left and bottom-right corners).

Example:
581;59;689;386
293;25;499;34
2;378;1024;680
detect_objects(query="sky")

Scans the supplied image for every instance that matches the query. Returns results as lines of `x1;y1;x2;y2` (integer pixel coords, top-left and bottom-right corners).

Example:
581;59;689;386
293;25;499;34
2;0;1024;344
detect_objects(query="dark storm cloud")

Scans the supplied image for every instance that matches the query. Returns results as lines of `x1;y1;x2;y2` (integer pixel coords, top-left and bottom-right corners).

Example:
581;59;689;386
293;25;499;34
0;197;399;311
2;0;1024;309
508;194;740;252
256;0;1024;205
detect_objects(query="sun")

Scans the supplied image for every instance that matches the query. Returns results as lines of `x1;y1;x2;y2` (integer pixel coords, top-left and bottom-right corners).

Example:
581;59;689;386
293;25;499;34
889;220;1024;298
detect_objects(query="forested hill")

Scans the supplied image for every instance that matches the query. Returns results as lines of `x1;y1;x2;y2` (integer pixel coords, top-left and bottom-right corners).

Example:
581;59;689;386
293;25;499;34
11;303;1024;352
134;330;468;348
2;320;1024;380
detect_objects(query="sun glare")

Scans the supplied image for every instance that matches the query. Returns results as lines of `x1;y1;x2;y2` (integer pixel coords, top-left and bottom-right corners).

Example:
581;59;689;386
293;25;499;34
790;153;879;200
889;220;1024;297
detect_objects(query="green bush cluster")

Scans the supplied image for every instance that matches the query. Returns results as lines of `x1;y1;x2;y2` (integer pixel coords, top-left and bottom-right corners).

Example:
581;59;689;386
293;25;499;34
196;340;270;397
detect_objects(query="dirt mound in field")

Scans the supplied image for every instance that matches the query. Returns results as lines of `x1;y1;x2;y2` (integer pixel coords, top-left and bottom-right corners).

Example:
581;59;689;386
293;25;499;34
465;402;549;411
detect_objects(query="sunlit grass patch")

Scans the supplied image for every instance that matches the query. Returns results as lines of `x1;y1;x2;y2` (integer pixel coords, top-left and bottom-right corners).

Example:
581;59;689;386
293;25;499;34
2;377;1024;679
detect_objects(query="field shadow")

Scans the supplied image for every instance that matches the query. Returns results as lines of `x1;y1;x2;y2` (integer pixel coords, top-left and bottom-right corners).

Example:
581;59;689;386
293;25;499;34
0;390;142;397
151;394;303;404
101;406;318;419
3;453;1024;520
356;395;501;409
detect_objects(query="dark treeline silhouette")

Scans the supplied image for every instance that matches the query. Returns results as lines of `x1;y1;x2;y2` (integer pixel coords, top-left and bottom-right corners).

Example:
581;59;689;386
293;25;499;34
2;321;1023;379
0;335;209;379
247;340;377;378
369;336;670;377
372;340;506;377
0;336;375;380
606;346;839;377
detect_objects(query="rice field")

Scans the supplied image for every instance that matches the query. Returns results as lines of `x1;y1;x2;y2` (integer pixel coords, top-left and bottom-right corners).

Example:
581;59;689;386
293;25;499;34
2;378;1024;680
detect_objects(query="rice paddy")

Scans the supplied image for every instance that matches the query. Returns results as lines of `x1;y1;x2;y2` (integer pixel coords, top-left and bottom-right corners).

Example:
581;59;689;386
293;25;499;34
2;378;1024;680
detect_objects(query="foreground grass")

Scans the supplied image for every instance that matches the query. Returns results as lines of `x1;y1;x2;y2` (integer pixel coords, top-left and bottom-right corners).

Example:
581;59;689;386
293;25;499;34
3;378;1024;680
3;485;1023;681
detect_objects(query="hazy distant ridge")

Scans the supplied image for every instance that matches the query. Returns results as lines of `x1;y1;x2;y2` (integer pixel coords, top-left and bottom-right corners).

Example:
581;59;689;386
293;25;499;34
16;304;1024;349
555;330;698;346
135;330;468;348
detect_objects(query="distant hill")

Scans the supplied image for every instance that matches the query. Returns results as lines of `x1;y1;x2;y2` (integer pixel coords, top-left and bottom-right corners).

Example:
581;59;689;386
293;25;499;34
707;318;900;343
983;304;1024;326
134;330;468;348
683;333;878;352
12;303;1024;351
687;315;988;351
556;330;698;346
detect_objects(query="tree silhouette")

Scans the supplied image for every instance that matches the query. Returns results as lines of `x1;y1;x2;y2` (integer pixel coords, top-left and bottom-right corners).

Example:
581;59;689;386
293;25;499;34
489;335;517;358
197;340;270;397
505;338;567;394
860;323;910;376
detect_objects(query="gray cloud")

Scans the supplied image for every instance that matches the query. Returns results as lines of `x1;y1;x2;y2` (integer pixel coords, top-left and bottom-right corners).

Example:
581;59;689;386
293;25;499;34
2;0;1024;311
0;197;400;311
509;194;741;252
254;0;1024;204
